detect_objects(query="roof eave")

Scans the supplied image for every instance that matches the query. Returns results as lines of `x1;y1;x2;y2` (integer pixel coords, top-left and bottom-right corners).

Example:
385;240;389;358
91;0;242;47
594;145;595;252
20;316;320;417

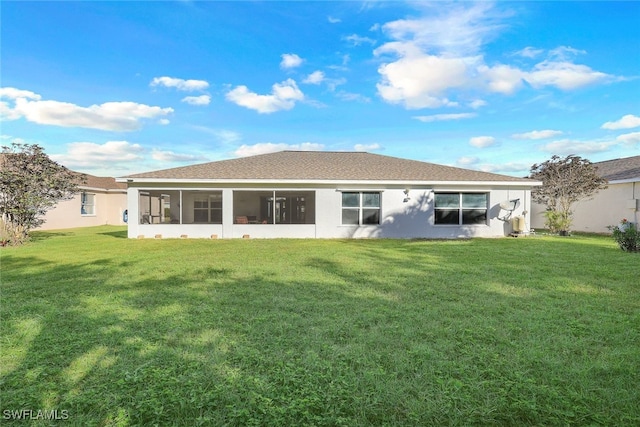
118;177;541;187
607;177;640;184
80;185;127;193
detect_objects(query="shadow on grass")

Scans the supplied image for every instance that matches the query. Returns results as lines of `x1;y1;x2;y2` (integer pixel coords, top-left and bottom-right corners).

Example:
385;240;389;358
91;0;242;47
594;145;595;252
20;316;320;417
28;230;75;242
99;229;128;239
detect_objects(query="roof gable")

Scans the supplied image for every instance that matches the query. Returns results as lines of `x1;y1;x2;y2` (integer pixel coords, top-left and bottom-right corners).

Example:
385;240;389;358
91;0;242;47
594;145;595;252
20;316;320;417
124;151;535;183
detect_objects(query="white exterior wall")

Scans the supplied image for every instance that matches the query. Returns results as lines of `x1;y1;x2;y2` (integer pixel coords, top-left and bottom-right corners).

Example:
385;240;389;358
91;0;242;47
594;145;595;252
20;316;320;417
38;191;127;231
126;184;533;239
531;180;640;233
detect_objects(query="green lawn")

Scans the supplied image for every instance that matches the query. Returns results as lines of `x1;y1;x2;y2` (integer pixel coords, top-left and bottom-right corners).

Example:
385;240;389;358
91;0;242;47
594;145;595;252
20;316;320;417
1;226;638;426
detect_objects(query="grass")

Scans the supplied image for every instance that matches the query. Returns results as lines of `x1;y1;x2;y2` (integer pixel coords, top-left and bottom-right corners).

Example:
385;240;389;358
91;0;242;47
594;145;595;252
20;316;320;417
1;226;638;426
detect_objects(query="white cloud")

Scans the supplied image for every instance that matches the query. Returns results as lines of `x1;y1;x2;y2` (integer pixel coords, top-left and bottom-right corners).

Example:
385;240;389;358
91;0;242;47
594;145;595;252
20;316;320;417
469;99;487;109
456;157;531;175
548;46;586;61
470;136;496;148
51;141;144;169
540;139;613;155
234;142;324;157
375;52;468;109
336;91;371;103
280;53;303;69
0;101;22;120
226;79;304;114
514;46;544;58
601;114;640;130
478;63;525;94
1;88;173;131
328;16;341;24
181;95;211;106
412;113;476;122
303;71;325;85
456;156;479;167
151;149;205;162
150;76;209;91
476;161;533;175
0;134;27;145
512;130;564;140
215;130;242;144
0;87;41;100
354;143;381;151
373;2;501;108
343;34;376;46
21;100;172;131
191;126;242;144
616;132;640;145
525;61;610;90
380;2;503;57
373;4;614;109
325;77;347;92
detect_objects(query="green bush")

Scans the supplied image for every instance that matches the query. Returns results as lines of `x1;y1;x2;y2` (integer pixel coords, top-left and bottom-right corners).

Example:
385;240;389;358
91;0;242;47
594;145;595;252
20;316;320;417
544;209;572;235
608;219;640;252
0;217;28;246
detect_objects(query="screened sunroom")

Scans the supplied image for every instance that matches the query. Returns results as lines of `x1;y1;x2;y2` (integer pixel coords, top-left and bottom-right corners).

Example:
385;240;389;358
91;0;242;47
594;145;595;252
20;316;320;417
232;190;315;224
137;190;223;225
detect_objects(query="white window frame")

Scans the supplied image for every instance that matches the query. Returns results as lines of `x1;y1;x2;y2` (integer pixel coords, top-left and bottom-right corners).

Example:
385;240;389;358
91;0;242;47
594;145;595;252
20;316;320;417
341;191;381;225
434;192;488;226
81;192;95;216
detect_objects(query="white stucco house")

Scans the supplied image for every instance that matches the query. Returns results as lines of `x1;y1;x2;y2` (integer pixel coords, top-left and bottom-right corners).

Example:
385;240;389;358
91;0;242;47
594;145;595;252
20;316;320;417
118;151;541;239
531;155;640;233
38;174;128;230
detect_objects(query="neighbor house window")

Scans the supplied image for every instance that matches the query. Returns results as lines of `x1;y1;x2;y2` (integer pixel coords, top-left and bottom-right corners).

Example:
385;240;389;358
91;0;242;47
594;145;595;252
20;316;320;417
81;192;95;215
342;192;381;225
434;192;487;225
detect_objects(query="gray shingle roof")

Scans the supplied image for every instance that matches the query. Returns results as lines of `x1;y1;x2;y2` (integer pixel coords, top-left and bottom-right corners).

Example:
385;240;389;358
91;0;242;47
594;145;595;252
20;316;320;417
124;151;535;183
78;173;127;190
595;155;640;181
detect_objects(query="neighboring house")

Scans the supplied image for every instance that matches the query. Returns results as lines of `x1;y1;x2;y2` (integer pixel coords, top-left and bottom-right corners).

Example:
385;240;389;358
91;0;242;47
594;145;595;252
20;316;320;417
118;151;541;239
531;155;640;233
38;174;128;230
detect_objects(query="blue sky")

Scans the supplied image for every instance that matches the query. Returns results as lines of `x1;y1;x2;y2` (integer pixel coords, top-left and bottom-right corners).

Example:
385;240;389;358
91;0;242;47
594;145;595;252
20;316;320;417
1;1;639;177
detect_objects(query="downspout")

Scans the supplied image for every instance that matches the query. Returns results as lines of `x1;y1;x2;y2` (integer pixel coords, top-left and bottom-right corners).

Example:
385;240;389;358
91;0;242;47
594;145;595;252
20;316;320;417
634;181;639;225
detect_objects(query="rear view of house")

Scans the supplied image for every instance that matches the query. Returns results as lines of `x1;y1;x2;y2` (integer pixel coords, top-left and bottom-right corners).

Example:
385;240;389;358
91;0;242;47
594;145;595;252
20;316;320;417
119;151;540;239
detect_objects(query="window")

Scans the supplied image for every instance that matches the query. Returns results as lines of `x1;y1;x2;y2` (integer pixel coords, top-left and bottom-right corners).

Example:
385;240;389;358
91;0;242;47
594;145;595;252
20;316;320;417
434;192;487;225
193;193;222;224
81;192;95;215
342;192;381;225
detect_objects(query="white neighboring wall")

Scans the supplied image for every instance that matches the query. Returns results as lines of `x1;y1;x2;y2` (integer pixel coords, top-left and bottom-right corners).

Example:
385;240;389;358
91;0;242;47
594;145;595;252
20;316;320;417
531;180;640;233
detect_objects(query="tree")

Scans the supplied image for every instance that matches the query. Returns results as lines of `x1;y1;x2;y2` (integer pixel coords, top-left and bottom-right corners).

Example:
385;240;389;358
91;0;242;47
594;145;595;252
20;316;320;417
528;154;607;234
0;143;84;243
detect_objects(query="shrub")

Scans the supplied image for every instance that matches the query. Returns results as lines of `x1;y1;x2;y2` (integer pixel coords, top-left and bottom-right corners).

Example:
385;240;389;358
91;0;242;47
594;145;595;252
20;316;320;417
544;210;572;235
608;219;640;252
0;217;28;246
